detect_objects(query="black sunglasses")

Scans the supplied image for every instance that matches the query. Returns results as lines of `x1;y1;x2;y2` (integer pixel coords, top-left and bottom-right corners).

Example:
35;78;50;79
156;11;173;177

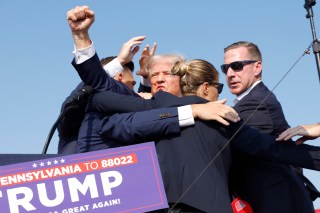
211;82;224;94
220;60;257;74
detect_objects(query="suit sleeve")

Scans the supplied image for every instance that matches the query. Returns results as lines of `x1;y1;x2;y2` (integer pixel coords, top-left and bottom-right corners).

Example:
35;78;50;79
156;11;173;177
59;53;138;153
89;91;154;113
229;122;320;171
72;53;137;96
137;82;151;93
90;90;207;114
99;107;181;143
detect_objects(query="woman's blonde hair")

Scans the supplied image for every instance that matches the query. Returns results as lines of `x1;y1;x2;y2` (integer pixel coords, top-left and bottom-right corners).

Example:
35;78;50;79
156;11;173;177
171;59;219;95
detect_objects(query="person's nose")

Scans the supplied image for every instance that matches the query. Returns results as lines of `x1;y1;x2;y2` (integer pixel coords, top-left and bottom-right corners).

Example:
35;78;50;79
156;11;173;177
156;73;165;82
226;68;236;77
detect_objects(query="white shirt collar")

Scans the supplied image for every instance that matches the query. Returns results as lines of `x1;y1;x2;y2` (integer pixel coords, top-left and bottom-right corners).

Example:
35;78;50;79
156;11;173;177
233;80;262;105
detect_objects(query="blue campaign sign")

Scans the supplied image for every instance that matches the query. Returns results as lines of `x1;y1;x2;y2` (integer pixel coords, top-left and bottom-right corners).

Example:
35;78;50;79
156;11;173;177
0;142;168;213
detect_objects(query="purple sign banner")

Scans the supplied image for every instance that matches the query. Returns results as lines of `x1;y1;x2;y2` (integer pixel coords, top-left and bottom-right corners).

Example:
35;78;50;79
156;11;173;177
0;142;168;213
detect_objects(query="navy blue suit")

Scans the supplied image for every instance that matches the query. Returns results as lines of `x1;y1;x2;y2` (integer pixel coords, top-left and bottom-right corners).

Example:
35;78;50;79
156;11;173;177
71;53;206;153
90;89;320;172
58;53;140;153
70;53;320;212
230;82;317;213
57;82;86;154
89;90;320;212
78;91;207;152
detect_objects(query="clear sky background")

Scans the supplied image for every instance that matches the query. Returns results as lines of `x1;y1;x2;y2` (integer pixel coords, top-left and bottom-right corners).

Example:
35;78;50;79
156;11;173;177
1;0;320;209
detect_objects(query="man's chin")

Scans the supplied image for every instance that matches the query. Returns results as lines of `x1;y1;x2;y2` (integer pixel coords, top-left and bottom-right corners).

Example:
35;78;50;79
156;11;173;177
156;88;166;92
230;87;241;95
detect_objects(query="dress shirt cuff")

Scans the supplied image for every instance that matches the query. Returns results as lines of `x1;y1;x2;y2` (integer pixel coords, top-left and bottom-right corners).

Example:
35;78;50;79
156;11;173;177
72;41;96;64
103;58;124;77
140;76;151;87
178;105;195;127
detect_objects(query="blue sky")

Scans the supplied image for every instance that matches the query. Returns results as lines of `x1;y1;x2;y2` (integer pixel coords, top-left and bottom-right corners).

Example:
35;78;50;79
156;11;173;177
1;0;320;208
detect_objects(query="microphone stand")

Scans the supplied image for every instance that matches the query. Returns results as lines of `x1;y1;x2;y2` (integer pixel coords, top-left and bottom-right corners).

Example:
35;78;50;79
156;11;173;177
42;85;93;154
42;105;77;154
304;0;320;83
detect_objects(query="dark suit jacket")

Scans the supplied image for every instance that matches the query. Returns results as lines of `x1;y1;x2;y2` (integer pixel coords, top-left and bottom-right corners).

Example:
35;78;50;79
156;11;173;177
91;89;320;170
57;82;85;154
230;82;315;213
90;89;320;212
234;82;289;136
77;91;207;152
70;53;320;212
68;52;233;211
138;82;151;93
70;53;207;152
58;53;140;153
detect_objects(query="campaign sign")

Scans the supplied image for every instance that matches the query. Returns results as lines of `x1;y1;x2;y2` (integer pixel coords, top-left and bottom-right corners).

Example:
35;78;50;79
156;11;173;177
0;142;168;213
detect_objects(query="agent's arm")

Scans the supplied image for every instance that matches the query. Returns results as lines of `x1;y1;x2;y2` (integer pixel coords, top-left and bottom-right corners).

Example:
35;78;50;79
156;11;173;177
99;102;240;143
229;122;320;171
277;123;320;145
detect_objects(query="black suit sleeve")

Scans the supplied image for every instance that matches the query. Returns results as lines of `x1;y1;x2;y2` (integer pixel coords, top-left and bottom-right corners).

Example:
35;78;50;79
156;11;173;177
90;91;207;114
137;82;151;93
72;53;137;96
229;122;320;171
99;107;181;143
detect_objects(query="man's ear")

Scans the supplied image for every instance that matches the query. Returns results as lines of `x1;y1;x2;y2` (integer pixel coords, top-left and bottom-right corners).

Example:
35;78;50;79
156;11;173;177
117;73;123;82
254;61;262;77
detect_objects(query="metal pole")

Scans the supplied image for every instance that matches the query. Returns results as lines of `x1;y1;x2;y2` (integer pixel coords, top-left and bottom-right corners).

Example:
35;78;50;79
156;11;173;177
304;0;320;83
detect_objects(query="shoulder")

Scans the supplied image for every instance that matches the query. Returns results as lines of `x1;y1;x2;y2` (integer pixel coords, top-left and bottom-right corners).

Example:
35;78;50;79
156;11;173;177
245;82;279;104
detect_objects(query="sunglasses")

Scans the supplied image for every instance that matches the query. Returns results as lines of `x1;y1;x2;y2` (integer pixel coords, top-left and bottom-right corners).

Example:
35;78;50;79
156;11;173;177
211;82;224;94
220;60;257;74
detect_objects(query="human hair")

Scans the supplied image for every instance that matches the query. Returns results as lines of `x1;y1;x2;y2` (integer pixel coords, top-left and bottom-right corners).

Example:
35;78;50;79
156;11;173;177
100;56;116;66
100;56;134;72
224;41;262;61
171;59;219;95
147;54;185;77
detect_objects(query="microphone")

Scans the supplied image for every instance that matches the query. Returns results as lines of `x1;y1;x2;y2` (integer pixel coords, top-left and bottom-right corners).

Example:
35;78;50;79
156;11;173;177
63;85;93;110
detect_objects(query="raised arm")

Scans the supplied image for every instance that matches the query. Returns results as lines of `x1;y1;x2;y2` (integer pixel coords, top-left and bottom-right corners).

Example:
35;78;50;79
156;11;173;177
67;5;143;95
137;42;157;93
67;5;115;92
67;5;94;49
